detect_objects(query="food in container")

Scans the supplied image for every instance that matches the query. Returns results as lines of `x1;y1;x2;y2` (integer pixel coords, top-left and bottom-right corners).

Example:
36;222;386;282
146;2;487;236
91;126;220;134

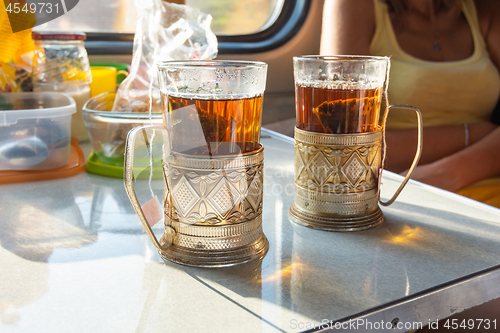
82;92;162;166
31;31;92;142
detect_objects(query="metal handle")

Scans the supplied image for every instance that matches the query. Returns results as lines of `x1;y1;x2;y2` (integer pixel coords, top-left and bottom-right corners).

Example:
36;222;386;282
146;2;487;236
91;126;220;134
124;125;172;249
379;105;423;206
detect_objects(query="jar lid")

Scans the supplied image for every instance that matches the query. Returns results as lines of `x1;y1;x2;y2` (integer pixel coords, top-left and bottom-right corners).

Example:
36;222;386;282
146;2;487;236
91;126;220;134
32;31;86;41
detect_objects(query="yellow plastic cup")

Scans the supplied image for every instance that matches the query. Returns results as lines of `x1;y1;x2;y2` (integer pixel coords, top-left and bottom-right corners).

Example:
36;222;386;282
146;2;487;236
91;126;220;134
90;66;128;97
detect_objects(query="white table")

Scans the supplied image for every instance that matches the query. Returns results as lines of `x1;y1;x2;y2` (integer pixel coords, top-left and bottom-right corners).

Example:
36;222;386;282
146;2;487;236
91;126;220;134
1;128;500;333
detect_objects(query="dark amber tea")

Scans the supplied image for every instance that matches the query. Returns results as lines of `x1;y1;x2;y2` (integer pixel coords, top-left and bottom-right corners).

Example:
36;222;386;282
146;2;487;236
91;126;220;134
166;94;263;155
295;83;382;134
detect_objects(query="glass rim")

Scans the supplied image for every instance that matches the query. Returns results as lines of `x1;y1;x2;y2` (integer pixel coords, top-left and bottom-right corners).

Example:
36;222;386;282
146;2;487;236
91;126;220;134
82;108;162;118
293;55;390;63
82;92;162;116
157;60;268;70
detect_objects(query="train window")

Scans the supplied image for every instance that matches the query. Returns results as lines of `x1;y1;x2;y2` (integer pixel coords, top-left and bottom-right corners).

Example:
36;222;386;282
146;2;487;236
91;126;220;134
33;0;310;54
35;0;283;35
190;0;284;35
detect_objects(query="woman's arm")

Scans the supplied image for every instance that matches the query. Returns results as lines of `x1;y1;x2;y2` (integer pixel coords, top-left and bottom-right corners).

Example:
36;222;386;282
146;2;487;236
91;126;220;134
320;0;375;55
405;127;500;191
385;122;498;173
477;0;500;70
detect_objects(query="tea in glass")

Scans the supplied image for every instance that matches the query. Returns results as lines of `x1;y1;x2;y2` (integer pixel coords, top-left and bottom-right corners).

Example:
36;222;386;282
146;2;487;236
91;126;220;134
166;94;263;155
294;55;387;134
295;83;382;134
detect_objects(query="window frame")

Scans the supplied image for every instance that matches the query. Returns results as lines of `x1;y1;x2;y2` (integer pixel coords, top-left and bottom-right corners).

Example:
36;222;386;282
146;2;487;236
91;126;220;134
84;0;311;55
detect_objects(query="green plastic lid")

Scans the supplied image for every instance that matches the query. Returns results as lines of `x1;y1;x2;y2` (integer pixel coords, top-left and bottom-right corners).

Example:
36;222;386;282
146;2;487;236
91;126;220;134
86;150;162;179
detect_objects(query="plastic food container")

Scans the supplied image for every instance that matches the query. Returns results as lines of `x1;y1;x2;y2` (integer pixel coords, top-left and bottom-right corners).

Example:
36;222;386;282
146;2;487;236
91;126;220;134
34;82;91;142
82;92;162;166
0;92;76;170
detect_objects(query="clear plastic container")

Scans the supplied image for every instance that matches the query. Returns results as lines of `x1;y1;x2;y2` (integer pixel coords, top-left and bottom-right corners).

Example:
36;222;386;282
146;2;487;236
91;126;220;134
0;92;76;170
34;82;91;141
32;31;92;142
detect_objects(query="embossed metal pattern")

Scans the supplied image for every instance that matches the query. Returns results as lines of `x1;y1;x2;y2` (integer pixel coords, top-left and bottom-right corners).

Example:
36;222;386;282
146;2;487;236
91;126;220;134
171;144;264;170
294;188;380;215
294;128;382;195
166;149;264;226
173;226;263;250
290;127;385;231
295;187;379;203
159;233;269;267
170;216;262;237
294;127;383;146
289;204;384;232
160;147;268;267
293;195;379;215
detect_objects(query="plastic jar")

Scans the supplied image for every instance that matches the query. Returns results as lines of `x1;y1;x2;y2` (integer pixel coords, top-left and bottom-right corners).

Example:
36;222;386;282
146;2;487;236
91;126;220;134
32;31;92;142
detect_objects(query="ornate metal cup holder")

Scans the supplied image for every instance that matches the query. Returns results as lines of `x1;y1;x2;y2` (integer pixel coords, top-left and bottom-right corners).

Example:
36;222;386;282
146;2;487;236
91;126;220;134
289;127;385;231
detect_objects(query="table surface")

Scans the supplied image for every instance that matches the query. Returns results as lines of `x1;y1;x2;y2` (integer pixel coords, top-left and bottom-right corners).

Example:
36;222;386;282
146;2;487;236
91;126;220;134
1;128;500;333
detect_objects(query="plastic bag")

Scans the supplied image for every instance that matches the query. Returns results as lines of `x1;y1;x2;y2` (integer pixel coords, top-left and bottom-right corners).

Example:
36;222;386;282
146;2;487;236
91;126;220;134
112;0;218;113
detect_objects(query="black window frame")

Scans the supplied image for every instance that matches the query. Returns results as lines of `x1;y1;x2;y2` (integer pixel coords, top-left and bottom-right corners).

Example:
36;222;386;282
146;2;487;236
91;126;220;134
85;0;311;55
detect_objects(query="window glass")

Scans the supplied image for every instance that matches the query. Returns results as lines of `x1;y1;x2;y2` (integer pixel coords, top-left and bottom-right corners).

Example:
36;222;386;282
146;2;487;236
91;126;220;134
34;0;284;36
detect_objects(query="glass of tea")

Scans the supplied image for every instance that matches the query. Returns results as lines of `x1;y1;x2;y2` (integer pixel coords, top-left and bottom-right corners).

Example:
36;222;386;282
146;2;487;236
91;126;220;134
290;55;423;231
157;61;266;156
124;60;269;267
294;55;388;134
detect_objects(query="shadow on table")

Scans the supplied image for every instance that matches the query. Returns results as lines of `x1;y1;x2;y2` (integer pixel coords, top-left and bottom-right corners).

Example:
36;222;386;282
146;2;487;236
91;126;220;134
0;179;96;263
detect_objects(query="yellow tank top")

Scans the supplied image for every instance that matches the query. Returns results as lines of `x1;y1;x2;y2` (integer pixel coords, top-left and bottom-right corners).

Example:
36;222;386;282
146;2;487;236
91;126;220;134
370;0;500;130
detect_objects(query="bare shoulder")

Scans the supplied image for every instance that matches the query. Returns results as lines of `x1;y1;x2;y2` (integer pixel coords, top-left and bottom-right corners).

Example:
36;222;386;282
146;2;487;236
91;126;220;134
324;0;375;14
474;0;500;68
474;0;500;36
320;0;376;55
323;0;375;29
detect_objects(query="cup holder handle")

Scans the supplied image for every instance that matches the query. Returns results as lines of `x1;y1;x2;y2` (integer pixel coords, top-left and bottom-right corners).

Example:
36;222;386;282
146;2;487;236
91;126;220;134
379;105;423;206
124;125;173;249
